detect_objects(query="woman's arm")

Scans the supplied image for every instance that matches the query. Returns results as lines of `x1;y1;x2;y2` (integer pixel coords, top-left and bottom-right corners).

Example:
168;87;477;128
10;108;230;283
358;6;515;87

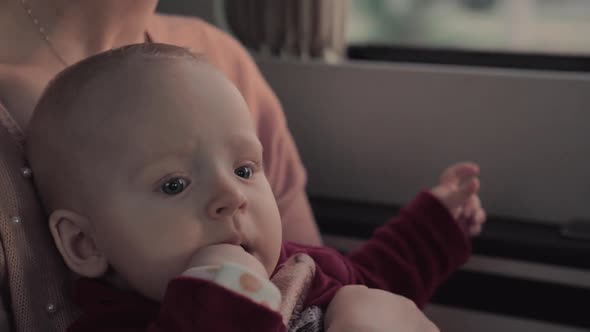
325;285;440;332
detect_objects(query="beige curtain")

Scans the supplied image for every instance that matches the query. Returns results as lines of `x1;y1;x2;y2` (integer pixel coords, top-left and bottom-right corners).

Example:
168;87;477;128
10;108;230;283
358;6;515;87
224;0;348;61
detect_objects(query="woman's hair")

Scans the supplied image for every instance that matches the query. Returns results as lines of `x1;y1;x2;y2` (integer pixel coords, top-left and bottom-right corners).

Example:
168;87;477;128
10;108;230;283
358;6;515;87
26;43;204;212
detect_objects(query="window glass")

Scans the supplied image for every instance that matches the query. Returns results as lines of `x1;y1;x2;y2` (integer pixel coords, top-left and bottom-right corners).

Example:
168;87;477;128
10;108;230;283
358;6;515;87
348;0;590;56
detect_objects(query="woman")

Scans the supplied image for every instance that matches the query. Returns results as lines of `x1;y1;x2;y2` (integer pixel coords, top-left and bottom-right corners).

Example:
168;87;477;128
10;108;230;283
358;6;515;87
0;1;436;331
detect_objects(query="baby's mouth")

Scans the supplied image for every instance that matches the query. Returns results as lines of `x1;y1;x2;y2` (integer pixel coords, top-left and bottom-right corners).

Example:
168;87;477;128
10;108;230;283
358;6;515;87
240;243;252;254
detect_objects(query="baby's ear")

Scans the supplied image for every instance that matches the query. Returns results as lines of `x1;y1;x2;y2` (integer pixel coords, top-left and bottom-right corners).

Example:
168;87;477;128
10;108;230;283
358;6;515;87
49;210;108;278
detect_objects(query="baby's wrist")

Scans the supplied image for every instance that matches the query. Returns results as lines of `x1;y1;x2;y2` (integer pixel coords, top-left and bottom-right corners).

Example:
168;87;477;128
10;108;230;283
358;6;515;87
182;263;281;311
418;190;471;237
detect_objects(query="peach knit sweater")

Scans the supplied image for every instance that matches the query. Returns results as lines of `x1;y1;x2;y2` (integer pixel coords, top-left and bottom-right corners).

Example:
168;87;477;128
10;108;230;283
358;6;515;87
0;13;314;331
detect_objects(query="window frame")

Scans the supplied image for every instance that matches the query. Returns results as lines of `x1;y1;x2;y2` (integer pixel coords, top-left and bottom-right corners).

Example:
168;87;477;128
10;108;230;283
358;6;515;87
348;45;590;72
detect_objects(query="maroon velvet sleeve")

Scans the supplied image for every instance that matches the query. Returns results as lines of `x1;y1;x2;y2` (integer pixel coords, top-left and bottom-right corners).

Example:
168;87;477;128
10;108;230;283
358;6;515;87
285;191;471;309
68;277;286;332
345;191;471;307
148;277;286;332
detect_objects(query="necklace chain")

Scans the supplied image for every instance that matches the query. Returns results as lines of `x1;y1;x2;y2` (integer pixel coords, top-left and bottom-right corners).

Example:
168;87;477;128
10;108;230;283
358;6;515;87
18;0;69;67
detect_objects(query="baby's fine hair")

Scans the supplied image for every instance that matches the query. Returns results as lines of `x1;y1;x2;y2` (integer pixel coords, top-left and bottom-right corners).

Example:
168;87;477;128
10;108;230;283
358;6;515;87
26;43;204;212
32;43;203;126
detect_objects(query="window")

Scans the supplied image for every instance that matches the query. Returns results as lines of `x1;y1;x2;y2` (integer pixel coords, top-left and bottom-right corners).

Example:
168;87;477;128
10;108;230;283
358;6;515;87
348;0;590;56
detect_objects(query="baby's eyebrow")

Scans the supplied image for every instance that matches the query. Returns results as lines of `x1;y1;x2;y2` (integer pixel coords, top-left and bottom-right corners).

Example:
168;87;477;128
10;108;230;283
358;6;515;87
132;151;195;180
229;135;263;154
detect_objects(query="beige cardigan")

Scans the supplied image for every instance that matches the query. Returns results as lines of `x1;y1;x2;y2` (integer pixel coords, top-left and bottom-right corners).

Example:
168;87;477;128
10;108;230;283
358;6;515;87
0;13;314;331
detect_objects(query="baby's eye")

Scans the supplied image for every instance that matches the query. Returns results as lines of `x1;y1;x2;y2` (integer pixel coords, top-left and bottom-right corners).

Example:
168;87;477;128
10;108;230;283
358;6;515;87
160;177;189;195
234;165;253;179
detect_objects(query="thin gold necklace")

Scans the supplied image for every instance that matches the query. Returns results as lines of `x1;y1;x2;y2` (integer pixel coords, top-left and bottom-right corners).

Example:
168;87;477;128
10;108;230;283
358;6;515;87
17;0;69;67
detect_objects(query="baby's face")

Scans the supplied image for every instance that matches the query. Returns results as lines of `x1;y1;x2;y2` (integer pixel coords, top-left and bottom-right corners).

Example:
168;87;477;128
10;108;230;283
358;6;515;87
80;60;282;301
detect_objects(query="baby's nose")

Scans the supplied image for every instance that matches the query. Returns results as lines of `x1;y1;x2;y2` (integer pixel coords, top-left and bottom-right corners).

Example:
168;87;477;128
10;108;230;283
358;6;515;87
206;183;247;220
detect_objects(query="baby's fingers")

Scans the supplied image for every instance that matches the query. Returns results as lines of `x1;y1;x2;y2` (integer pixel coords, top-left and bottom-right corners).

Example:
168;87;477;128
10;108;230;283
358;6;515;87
446;177;480;210
461;195;481;220
469;209;487;236
439;162;480;186
460;195;486;236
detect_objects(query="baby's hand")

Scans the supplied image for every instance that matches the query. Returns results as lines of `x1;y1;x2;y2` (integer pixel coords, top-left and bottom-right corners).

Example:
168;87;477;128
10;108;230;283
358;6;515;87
429;162;486;237
186;244;268;279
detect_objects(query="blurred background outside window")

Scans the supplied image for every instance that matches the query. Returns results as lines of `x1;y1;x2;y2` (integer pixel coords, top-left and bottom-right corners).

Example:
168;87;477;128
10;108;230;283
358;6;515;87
348;0;590;56
222;0;590;60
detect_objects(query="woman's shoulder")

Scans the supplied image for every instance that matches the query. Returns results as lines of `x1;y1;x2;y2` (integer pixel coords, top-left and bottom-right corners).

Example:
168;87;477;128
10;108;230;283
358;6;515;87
0;63;52;144
0;102;20;144
148;13;246;58
147;13;256;82
148;12;214;33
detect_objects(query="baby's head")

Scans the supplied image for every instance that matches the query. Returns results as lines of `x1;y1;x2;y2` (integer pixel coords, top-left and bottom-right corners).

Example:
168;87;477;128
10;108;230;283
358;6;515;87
26;43;283;301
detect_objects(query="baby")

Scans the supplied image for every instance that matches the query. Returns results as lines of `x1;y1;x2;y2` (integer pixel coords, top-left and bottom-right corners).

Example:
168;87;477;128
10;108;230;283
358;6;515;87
26;43;484;332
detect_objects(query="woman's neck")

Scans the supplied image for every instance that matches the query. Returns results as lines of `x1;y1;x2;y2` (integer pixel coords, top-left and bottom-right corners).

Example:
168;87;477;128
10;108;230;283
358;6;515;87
0;0;159;66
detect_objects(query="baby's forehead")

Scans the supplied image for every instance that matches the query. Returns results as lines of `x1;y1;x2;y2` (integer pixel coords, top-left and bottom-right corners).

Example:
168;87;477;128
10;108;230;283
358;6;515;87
70;59;207;124
84;58;202;99
70;60;239;137
62;55;254;159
